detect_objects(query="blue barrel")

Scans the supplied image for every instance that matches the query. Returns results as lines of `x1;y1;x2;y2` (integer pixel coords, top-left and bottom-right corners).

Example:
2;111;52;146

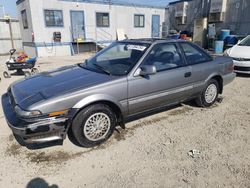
214;41;224;54
225;35;238;46
220;29;230;41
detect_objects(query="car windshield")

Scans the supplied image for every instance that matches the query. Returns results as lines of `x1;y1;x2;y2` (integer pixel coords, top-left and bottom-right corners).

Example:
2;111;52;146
80;42;150;76
238;36;250;46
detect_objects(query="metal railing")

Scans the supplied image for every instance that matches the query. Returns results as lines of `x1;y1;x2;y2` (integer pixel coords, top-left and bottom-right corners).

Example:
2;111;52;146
70;24;114;53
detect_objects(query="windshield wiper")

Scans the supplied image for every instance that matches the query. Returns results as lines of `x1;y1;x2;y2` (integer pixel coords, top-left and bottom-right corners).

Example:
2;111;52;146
77;63;85;68
92;63;111;75
78;60;90;69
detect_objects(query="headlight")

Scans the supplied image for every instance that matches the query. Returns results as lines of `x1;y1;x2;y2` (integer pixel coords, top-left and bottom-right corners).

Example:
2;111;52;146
15;106;42;118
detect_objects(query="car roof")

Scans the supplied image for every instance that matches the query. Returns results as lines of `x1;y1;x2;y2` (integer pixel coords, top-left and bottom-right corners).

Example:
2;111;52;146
122;38;186;44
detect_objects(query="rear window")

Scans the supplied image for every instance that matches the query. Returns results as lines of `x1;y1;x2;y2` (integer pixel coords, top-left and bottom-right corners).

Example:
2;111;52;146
180;43;212;65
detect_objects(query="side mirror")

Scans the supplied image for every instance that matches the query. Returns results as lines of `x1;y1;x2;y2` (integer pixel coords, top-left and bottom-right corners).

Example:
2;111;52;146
135;65;157;77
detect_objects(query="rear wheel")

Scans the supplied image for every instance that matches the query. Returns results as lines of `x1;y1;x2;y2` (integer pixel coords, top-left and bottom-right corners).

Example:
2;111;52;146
195;79;219;107
71;104;116;147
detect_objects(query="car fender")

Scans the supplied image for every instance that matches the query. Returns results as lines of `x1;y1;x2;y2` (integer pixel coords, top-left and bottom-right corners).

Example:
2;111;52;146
203;72;224;94
72;94;124;111
204;72;222;84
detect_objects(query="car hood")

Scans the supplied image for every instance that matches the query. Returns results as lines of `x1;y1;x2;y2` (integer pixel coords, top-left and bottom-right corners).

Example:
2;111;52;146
10;64;115;108
229;45;250;58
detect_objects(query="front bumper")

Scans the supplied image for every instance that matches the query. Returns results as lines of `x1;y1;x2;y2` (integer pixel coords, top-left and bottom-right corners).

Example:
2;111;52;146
2;93;69;144
233;60;250;74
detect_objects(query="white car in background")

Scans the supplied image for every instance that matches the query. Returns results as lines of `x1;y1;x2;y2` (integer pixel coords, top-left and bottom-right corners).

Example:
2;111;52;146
224;35;250;74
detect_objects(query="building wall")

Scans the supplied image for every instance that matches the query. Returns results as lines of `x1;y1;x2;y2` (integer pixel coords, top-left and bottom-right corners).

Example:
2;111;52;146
167;0;250;36
162;8;170;37
168;0;209;33
0;19;22;55
214;0;250;35
17;0;33;43
17;0;165;57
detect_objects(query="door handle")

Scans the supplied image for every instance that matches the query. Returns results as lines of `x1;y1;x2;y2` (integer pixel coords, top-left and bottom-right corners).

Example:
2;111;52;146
184;72;192;78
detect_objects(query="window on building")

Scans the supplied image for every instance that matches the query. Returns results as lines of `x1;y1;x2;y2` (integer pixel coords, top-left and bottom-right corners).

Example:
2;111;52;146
134;14;145;28
21;10;28;29
180;43;212;65
96;12;110;27
44;10;63;27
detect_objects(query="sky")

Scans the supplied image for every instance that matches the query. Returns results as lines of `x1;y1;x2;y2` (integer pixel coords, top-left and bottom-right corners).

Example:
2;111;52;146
0;0;173;18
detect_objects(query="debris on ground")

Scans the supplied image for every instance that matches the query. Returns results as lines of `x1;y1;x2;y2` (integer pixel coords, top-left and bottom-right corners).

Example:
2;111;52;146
188;149;201;158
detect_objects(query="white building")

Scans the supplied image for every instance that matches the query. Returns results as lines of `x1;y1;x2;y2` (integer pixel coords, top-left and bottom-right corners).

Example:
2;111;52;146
16;0;165;57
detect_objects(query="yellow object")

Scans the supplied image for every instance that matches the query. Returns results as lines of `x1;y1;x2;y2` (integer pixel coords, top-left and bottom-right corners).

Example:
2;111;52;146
49;109;68;117
76;38;84;43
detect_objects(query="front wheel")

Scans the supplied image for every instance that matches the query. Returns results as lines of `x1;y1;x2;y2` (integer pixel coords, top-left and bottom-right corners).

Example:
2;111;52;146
195;79;219;107
71;104;116;147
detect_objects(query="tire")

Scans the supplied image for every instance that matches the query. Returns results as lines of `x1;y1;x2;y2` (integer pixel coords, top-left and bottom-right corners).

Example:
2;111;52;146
195;79;219;108
71;104;116;148
24;71;31;77
3;71;11;78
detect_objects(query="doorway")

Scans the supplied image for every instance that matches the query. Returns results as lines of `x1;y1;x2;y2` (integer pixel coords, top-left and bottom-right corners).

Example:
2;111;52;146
70;11;85;42
152;15;160;38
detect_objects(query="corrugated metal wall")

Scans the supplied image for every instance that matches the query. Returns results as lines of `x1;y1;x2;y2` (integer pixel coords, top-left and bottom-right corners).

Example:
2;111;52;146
167;0;250;36
0;19;22;55
217;0;250;35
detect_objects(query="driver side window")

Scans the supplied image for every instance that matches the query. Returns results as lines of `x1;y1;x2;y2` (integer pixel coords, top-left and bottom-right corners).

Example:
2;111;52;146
142;43;184;72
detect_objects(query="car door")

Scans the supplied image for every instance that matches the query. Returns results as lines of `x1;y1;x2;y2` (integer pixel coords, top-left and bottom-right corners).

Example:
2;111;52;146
179;42;214;95
127;42;193;115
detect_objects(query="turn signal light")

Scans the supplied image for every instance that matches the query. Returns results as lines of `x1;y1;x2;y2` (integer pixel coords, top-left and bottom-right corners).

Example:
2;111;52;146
49;109;68;117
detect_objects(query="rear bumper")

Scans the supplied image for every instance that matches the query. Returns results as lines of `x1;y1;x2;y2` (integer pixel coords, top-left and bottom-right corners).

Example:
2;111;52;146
2;93;68;144
222;72;236;86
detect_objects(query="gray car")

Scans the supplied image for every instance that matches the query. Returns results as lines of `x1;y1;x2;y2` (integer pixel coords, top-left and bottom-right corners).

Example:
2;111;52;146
2;39;236;148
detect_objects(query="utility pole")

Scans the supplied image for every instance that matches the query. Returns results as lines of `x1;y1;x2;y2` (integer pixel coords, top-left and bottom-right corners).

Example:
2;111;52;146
6;17;15;49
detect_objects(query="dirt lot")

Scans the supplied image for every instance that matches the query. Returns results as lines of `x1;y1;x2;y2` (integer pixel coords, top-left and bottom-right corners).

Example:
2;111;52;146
0;54;249;188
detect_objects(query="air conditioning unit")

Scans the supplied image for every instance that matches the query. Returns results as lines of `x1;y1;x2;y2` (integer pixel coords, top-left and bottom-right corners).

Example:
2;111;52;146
209;12;225;22
175;16;187;25
174;1;188;25
209;0;227;22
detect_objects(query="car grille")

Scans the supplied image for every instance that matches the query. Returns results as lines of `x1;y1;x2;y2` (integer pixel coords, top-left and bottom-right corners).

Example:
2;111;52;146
234;66;250;71
232;57;250;61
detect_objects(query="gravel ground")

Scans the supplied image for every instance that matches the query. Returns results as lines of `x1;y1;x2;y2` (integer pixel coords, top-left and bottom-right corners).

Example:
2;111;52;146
0;54;249;188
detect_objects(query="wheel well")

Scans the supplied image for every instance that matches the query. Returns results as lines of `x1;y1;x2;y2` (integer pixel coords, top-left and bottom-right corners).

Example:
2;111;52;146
212;76;223;94
74;100;124;126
